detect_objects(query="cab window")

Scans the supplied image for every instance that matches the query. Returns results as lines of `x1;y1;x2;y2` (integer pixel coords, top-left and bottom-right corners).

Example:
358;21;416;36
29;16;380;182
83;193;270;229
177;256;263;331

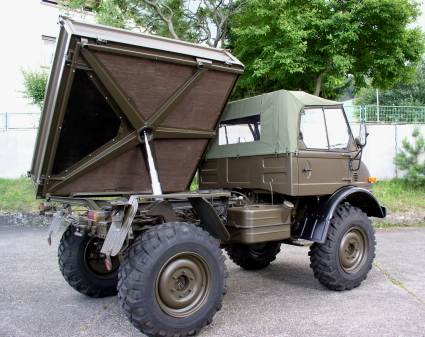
219;115;261;145
300;107;349;150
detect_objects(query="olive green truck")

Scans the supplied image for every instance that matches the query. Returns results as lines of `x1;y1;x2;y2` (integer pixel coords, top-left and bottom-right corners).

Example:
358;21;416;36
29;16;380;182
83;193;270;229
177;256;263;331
29;17;386;337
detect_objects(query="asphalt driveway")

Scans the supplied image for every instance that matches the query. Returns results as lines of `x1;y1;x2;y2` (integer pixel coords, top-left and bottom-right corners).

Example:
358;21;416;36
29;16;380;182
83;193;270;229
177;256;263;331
0;226;424;337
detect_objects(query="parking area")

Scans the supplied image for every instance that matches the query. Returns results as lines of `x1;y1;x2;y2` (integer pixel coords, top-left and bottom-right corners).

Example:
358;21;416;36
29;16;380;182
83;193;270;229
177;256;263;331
0;226;424;337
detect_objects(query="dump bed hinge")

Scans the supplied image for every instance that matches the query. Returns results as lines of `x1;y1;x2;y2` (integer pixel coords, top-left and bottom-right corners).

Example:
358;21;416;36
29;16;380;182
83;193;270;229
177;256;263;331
96;36;107;45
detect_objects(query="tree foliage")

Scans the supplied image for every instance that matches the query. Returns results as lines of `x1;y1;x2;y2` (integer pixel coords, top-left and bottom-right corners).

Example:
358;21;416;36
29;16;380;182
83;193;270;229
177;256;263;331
394;128;425;185
354;62;425;106
20;68;49;110
59;0;248;47
228;0;425;98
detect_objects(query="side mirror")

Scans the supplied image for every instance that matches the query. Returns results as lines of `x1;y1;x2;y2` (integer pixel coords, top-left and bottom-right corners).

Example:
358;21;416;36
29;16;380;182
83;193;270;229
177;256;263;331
355;123;367;147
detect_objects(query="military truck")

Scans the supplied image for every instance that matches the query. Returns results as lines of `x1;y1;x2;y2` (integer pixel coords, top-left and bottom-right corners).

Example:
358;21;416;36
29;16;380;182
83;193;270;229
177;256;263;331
30;17;386;337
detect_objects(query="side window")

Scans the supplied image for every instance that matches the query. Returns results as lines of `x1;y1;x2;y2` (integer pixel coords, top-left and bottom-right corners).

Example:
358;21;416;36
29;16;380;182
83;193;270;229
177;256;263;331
219;115;261;145
300;109;328;149
300;107;350;150
324;108;350;149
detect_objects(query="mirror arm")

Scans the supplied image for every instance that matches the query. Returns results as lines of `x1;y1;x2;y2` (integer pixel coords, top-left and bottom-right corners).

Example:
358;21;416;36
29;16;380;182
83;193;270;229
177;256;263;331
349;147;363;171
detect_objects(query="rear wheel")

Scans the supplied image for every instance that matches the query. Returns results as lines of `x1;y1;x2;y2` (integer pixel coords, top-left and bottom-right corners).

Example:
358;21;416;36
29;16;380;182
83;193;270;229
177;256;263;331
309;205;375;291
225;241;281;270
118;222;227;337
58;225;119;297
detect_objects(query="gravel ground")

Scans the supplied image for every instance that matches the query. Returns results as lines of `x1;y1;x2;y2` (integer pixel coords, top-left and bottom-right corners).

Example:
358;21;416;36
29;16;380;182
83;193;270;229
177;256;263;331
0;225;424;337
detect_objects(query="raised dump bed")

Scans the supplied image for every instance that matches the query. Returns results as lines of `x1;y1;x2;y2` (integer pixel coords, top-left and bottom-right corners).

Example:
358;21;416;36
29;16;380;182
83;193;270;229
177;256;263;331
29;16;244;199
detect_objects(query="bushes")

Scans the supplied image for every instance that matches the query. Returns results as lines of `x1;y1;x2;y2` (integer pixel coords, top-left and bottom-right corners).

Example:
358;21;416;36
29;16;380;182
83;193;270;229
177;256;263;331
394;128;425;185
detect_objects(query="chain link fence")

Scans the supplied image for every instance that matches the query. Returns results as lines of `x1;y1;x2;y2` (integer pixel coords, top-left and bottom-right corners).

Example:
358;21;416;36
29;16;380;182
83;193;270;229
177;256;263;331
0;113;41;130
344;105;425;124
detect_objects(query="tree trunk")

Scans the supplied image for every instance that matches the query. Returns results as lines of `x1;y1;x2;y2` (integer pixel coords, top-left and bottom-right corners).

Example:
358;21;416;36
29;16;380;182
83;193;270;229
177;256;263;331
313;74;323;96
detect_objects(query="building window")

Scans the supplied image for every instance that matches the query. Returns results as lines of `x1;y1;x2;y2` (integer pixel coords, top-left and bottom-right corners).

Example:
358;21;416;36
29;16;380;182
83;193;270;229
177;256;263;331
41;36;56;67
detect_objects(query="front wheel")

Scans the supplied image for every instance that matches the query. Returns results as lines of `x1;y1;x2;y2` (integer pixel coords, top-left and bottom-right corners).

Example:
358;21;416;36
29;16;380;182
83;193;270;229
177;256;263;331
309;205;375;291
118;222;227;337
58;225;120;297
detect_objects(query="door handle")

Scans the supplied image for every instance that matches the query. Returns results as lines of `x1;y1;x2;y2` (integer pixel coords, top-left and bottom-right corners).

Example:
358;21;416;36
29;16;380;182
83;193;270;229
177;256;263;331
302;168;313;172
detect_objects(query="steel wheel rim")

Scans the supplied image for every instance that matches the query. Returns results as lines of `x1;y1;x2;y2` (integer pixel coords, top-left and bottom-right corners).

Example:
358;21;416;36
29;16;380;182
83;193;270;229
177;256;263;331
84;238;119;279
248;242;269;254
156;252;211;318
339;226;368;274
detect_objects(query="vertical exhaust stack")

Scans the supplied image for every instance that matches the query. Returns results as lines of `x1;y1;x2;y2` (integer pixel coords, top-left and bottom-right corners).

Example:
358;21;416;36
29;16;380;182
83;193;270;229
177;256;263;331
29;17;244;199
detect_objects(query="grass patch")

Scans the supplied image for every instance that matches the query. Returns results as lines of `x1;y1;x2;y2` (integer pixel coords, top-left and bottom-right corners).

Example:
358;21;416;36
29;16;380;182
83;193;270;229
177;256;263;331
373;222;425;228
190;175;199;191
373;179;425;213
0;177;39;213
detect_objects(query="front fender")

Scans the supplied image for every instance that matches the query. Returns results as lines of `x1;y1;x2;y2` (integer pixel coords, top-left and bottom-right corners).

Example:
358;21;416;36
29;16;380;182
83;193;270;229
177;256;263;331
299;186;386;243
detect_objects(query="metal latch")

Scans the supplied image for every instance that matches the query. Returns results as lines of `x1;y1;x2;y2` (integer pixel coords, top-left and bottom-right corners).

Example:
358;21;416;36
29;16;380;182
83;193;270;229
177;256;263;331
196;58;212;68
96;36;107;45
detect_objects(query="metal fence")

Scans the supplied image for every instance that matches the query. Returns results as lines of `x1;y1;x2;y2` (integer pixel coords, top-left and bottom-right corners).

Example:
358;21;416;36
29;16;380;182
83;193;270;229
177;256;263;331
344;105;425;124
0;113;41;130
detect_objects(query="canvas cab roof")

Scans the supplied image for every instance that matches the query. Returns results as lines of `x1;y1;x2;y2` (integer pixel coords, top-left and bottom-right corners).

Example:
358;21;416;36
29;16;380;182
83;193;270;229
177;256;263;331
205;90;342;159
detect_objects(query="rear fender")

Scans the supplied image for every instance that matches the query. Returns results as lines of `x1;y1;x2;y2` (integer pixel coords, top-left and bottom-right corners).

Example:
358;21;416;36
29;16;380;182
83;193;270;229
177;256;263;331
299;187;386;243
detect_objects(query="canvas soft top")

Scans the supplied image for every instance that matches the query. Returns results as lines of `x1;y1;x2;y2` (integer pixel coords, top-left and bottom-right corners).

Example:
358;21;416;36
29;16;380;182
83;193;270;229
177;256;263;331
205;90;342;159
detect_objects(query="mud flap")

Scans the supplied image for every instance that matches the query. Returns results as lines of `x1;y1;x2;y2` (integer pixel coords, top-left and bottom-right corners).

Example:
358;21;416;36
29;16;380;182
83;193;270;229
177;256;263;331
299;186;386;243
100;196;138;257
47;211;65;245
189;197;230;241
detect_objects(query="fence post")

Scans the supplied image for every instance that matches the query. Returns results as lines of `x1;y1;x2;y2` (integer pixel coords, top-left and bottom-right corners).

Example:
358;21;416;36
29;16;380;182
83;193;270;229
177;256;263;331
5;113;8;130
361;106;365;123
376;89;380;123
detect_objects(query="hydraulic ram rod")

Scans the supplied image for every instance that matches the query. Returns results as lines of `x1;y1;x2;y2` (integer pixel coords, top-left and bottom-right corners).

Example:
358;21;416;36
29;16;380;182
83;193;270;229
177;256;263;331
143;130;163;196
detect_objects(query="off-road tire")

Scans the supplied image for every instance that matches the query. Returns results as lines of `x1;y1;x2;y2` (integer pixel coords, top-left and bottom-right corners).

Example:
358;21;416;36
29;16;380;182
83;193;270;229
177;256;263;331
309;205;375;291
58;225;119;297
118;222;227;337
225;241;281;270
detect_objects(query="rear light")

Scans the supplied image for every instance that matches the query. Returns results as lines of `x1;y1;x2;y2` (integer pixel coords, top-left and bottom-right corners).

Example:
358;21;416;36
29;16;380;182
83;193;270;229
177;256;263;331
87;210;110;221
368;177;377;183
39;202;53;211
39;202;55;216
105;258;112;271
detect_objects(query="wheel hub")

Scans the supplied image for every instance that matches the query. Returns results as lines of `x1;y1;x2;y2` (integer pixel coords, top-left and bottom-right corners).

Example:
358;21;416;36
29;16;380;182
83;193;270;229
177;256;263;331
339;226;368;274
156;252;211;317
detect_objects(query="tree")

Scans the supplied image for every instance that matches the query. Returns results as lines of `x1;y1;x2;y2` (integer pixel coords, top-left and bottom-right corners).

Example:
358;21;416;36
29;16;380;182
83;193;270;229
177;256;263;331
228;0;425;98
20;68;48;110
59;0;248;47
394;128;425;185
354;61;425;106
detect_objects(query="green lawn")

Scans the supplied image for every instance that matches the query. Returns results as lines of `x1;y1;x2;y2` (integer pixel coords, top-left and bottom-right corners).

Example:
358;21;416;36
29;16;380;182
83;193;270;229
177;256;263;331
372;179;425;213
0;177;39;213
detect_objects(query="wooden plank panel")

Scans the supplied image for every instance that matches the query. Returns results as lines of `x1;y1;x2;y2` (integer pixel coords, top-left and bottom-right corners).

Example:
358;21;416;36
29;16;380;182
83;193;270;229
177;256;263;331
93;51;196;121
161;70;236;130
155;139;208;192
54;146;150;194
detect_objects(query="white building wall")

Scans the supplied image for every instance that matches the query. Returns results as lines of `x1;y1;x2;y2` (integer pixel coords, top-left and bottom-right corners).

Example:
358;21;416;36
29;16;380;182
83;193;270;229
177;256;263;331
0;130;38;178
351;124;425;180
0;0;93;115
1;1;60;114
0;1;94;178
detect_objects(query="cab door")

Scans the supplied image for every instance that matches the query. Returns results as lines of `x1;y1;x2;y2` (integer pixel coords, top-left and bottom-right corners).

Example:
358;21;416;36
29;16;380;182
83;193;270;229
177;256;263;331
298;107;352;195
